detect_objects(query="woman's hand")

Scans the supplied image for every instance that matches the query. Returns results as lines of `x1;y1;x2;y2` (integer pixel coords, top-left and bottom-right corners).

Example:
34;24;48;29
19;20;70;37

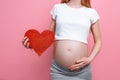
68;57;92;71
22;36;31;49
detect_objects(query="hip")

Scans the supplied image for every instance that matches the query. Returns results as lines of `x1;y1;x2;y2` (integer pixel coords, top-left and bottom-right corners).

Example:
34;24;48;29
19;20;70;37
50;59;92;80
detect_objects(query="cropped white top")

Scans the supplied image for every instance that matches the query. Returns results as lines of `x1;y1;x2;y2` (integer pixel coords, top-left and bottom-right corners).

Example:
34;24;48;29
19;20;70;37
50;3;100;44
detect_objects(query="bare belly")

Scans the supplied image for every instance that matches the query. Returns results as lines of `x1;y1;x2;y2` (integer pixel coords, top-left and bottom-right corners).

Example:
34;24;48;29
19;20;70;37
53;40;88;68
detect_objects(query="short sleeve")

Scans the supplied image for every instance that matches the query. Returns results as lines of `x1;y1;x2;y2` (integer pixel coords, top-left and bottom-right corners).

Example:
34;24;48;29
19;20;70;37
50;4;57;20
90;9;100;24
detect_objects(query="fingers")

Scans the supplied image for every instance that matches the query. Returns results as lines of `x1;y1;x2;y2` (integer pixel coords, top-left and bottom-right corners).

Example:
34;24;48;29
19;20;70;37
22;36;30;48
75;57;86;64
69;61;86;70
26;42;30;48
69;57;91;71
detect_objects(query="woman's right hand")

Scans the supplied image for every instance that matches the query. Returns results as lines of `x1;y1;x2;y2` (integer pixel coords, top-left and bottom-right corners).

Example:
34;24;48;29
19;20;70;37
22;36;31;49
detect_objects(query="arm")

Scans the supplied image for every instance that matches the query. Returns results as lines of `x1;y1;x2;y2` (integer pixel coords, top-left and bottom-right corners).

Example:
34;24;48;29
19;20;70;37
89;20;102;61
69;20;102;70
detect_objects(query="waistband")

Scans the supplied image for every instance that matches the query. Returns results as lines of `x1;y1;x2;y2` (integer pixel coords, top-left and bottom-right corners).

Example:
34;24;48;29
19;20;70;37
51;59;90;72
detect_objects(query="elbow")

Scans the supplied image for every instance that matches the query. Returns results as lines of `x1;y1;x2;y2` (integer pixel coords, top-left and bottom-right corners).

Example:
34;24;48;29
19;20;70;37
95;39;102;49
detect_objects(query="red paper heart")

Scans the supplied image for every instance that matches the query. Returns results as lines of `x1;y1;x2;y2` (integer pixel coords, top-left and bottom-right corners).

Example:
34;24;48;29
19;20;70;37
24;29;54;56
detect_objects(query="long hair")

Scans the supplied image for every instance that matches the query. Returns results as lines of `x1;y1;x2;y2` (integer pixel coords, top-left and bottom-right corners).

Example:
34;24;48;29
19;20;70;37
61;0;91;8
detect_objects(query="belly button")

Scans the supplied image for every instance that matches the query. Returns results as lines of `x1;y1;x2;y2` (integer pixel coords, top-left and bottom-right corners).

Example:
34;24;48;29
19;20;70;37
67;48;71;52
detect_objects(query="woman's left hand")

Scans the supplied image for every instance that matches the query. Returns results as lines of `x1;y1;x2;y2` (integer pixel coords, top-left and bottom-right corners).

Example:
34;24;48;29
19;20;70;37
68;57;92;71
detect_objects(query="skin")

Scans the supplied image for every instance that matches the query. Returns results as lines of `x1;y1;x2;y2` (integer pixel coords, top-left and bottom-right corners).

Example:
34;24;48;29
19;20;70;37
22;0;102;71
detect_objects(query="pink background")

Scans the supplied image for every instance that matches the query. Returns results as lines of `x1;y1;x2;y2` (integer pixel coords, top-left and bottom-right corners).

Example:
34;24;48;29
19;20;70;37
0;0;120;80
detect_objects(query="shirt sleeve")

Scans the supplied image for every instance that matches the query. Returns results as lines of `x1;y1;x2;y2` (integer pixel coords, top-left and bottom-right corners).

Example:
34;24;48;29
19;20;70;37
50;4;57;20
90;9;100;24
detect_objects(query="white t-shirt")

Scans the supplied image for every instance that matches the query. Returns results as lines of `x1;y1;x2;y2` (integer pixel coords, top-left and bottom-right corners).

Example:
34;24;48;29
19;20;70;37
50;3;100;44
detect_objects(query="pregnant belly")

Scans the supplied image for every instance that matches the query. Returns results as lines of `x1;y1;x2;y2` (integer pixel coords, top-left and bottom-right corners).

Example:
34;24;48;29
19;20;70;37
53;40;88;68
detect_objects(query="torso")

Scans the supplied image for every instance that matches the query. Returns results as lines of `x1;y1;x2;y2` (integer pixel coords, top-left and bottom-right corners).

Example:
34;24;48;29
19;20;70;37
51;3;99;68
53;40;88;68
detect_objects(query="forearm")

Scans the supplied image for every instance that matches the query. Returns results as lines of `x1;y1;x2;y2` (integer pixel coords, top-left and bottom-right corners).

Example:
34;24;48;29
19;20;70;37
89;40;102;61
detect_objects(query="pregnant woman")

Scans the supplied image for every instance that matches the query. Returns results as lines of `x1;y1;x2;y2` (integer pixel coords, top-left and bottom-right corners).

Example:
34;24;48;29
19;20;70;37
22;0;102;80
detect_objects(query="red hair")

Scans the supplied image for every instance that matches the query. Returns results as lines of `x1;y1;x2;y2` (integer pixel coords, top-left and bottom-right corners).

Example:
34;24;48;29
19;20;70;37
61;0;91;8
